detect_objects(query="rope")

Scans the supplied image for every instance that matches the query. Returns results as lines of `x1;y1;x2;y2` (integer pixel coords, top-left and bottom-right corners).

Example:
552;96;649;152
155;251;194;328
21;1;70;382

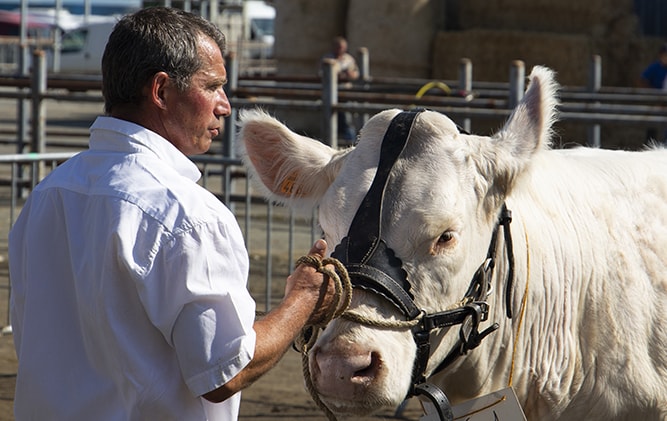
342;310;423;329
292;254;423;421
293;235;522;419
293;254;352;421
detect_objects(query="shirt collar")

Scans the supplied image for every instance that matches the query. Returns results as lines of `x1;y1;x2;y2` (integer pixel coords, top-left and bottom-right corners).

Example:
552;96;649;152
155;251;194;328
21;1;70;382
89;116;202;182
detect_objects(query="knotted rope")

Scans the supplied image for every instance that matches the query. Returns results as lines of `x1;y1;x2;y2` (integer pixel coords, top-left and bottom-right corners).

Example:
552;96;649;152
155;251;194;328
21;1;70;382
293;254;423;421
293;254;350;421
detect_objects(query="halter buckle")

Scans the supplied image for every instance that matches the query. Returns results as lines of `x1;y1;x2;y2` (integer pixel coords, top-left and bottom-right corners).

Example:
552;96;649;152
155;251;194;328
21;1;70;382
458;302;498;354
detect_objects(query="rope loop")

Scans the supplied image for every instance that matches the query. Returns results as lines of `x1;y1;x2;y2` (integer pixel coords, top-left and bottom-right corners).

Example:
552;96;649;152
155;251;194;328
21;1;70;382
295;254;353;324
292;253;425;421
293;254;354;421
293;254;353;354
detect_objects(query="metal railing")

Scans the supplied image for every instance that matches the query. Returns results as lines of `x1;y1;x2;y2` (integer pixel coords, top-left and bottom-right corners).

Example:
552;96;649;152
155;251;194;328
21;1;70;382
1;49;667;330
4;49;667;155
0;151;321;331
226;52;667;149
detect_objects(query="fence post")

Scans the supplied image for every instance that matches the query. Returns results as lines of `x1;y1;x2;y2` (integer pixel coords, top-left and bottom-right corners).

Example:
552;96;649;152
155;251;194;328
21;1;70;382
321;58;338;148
358;47;370;82
31;49;47;180
587;55;602;148
224;51;238;158
358;47;371;128
17;0;29;155
458;58;472;132
223;52;239;210
509;60;525;109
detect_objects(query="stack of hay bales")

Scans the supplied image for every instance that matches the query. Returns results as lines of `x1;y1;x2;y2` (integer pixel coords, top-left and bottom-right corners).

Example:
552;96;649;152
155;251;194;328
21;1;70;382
271;0;664;147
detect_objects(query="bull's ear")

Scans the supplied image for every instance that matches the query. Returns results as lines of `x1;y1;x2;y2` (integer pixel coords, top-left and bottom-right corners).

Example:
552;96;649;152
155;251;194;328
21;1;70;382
483;66;559;206
236;109;349;213
497;65;559;159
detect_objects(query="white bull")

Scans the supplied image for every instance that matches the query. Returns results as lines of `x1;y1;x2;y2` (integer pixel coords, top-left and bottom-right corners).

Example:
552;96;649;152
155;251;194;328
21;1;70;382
237;66;667;420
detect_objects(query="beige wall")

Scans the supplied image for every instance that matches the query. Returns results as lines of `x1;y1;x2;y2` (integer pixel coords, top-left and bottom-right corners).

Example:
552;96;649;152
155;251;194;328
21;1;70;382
273;0;347;75
432;30;594;86
273;0;663;87
270;0;664;147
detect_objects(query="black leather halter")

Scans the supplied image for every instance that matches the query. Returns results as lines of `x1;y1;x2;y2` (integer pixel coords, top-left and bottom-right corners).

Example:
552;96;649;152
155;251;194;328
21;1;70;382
331;110;515;403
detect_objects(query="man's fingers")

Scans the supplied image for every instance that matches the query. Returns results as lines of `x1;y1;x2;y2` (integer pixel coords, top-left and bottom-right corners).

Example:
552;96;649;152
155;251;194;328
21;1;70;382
309;239;327;258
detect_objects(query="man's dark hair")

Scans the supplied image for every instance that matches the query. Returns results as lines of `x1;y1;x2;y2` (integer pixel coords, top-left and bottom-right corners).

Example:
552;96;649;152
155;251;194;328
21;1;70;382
101;7;226;114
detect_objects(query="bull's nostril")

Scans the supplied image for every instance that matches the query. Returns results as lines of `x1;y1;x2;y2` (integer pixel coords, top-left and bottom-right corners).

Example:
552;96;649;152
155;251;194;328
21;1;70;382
351;351;381;384
311;347;382;399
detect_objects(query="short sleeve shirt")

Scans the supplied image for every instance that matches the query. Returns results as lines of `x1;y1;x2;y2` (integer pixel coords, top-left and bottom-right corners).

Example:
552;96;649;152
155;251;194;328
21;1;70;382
321;52;359;77
9;116;256;420
640;61;667;90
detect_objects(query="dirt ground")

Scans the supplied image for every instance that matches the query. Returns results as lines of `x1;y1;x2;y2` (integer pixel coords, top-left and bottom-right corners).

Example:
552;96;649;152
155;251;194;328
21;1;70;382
0;333;15;420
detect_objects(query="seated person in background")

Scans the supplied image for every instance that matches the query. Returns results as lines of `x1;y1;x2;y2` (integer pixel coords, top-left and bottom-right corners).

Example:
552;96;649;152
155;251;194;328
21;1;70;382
639;43;667;143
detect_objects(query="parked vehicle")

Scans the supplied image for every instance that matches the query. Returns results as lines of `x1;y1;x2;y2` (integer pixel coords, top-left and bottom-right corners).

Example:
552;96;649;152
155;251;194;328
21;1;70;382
220;0;275;59
57;19;115;73
244;0;274;58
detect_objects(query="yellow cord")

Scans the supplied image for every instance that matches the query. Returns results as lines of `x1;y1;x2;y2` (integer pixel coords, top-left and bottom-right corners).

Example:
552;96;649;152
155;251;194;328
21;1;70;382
507;222;530;388
415;81;452;98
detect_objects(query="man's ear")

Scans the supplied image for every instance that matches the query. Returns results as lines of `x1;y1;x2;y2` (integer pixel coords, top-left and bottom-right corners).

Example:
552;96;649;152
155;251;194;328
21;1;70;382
146;72;170;110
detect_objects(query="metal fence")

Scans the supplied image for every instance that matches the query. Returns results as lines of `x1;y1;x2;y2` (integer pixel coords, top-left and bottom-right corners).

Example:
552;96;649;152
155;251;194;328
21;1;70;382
1;49;667;331
0;151;321;331
227;53;667;149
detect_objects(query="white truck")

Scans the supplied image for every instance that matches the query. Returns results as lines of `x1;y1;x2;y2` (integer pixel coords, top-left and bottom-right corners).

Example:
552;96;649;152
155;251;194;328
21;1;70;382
56;19;116;73
219;1;275;59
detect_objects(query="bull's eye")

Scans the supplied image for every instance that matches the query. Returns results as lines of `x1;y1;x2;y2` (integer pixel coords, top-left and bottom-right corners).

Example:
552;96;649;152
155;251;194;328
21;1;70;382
430;231;456;255
438;231;454;244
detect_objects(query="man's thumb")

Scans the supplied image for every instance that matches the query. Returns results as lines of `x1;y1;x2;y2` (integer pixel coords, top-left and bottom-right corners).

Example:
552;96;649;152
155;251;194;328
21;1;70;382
310;239;327;257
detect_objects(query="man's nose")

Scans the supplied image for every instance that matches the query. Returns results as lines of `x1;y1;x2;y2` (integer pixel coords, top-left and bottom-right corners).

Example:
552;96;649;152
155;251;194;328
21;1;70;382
216;89;232;118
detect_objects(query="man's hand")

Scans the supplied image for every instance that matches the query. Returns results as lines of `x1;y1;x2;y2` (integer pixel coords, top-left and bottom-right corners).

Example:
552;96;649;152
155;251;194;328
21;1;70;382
285;239;338;325
203;239;341;403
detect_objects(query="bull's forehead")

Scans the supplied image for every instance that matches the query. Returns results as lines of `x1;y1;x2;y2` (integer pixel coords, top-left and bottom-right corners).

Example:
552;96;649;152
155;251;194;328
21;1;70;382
319;110;477;246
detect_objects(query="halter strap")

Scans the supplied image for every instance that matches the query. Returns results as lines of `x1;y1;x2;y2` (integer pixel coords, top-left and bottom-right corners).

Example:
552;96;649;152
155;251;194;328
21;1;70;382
330;109;515;409
332;110;424;319
346;110;419;260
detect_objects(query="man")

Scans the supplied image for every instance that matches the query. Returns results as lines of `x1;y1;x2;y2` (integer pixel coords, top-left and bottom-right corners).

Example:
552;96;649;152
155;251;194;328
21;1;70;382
320;36;360;142
639;43;667;90
322;36;359;83
639;43;667;143
9;7;335;420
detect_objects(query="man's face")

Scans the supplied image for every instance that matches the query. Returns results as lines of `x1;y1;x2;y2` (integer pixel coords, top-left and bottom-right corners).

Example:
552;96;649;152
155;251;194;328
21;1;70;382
163;35;231;156
660;51;667;67
333;41;346;57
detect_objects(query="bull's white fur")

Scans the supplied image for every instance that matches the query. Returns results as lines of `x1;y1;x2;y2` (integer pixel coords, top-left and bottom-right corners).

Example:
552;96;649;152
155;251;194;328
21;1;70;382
237;66;667;420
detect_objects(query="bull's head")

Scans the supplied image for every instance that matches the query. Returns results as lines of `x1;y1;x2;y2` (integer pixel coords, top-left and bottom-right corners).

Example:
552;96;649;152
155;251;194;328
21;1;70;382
237;66;557;416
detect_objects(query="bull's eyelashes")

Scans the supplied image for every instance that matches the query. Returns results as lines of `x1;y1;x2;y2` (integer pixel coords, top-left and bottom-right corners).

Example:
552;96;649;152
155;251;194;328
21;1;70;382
430;230;457;255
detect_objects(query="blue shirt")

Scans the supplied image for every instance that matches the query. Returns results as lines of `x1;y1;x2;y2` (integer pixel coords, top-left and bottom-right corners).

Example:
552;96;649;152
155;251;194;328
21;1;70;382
641;60;667;90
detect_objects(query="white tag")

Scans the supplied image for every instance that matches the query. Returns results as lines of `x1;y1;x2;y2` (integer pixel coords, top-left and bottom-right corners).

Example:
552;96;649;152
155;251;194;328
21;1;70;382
419;387;526;421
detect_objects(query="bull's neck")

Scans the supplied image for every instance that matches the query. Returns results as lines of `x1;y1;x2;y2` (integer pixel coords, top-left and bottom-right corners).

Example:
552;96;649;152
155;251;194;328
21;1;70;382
435;206;529;400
